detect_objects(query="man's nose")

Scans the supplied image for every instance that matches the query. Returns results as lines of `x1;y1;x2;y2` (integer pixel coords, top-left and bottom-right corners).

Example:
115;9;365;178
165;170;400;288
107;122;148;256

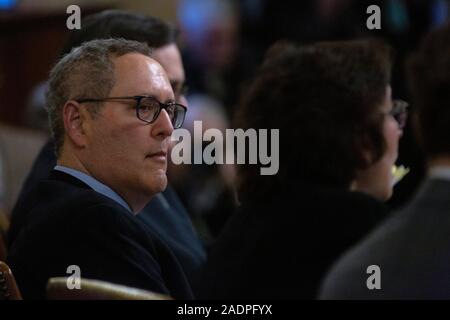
151;109;174;138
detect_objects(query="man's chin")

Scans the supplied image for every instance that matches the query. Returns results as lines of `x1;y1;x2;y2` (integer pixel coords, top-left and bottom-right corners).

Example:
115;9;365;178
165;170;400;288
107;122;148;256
145;174;168;194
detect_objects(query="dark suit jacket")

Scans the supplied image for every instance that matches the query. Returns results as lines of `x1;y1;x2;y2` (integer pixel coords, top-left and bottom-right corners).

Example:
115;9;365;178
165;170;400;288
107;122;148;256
7;170;193;299
198;182;387;299
8;140;206;289
319;178;450;299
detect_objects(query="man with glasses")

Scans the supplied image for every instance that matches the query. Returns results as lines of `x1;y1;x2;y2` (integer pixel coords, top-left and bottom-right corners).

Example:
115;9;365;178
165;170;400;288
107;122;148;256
7;38;192;299
8;10;206;294
76;96;186;129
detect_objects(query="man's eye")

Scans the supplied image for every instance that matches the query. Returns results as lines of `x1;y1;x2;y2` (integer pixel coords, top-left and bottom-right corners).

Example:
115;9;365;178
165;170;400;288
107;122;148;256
140;103;155;113
166;106;175;117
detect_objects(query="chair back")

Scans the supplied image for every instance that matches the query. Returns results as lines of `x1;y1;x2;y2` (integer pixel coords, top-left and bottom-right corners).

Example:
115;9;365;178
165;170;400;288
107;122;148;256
47;277;172;300
0;261;22;300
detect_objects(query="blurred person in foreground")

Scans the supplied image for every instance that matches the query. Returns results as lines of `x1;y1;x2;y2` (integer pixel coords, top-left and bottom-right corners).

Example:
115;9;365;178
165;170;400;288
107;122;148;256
199;39;406;299
320;22;450;300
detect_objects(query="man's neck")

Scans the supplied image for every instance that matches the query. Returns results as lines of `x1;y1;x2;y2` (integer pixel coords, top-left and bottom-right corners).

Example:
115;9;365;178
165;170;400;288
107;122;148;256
57;150;91;176
57;149;149;214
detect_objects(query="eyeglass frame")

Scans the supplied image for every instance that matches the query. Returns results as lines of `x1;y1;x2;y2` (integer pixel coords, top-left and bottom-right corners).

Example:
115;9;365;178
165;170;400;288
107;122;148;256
387;99;409;129
75;95;187;129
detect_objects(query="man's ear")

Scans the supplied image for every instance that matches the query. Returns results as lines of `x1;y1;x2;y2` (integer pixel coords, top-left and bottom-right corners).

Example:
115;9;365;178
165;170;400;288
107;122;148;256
62;100;88;149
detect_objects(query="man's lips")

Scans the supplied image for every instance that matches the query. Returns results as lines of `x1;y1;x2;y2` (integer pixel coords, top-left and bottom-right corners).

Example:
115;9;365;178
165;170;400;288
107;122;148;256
146;151;167;161
148;151;167;157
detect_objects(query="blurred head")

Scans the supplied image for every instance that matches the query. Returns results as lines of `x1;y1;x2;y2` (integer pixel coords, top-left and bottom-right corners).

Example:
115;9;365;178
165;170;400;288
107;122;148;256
407;22;450;163
47;39;176;213
62;9;187;104
235;39;399;202
152;43;187;106
352;86;404;200
178;0;239;69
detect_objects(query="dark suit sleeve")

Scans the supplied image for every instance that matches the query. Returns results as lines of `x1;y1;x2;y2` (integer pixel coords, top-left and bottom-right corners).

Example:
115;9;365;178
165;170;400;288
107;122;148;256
65;203;170;296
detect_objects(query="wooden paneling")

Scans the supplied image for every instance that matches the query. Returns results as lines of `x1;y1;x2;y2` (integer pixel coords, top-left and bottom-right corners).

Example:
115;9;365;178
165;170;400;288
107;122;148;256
0;7;107;126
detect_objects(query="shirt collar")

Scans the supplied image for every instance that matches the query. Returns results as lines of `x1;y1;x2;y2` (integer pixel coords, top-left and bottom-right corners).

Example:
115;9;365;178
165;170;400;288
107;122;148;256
54;165;133;213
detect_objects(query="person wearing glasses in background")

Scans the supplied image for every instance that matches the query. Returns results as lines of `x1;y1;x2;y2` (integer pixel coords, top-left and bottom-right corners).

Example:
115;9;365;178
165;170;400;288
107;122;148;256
7;39;192;299
320;22;450;300
8;10;207;295
199;39;407;299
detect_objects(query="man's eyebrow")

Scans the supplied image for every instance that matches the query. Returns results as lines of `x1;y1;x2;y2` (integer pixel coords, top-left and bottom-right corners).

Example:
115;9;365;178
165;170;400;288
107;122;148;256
162;94;176;104
136;94;174;104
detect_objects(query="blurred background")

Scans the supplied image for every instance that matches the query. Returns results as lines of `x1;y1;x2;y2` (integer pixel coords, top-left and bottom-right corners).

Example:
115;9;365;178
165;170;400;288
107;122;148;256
1;0;449;239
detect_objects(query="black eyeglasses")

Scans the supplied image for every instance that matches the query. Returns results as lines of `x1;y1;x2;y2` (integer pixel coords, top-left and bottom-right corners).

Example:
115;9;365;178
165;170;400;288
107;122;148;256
76;96;187;129
389;99;409;129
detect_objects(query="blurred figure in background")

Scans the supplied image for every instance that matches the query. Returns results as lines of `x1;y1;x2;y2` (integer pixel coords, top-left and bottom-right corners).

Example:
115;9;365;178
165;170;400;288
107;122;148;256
23;82;50;133
0;124;46;215
199;39;404;299
166;0;242;244
320;22;450;300
168;94;237;245
178;0;251;116
0;121;46;255
238;0;450;210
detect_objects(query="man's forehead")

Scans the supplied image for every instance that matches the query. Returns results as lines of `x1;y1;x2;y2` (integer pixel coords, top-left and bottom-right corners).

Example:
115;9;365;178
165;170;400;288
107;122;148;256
110;53;173;99
113;52;158;70
111;53;170;85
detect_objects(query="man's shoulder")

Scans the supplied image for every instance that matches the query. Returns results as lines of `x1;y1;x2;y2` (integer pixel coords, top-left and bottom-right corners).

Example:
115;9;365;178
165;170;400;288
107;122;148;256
38;175;123;213
18;171;140;236
9;173;151;266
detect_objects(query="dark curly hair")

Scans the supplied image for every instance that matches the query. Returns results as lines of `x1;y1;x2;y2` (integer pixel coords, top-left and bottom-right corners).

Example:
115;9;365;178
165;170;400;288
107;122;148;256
407;22;450;158
234;39;392;201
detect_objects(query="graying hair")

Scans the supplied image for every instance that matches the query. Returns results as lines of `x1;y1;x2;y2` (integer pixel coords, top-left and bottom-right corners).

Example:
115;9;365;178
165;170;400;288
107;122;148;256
46;38;152;157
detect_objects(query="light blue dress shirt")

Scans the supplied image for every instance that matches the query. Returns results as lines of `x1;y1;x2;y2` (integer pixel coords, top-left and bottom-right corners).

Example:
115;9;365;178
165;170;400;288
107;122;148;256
54;165;132;213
